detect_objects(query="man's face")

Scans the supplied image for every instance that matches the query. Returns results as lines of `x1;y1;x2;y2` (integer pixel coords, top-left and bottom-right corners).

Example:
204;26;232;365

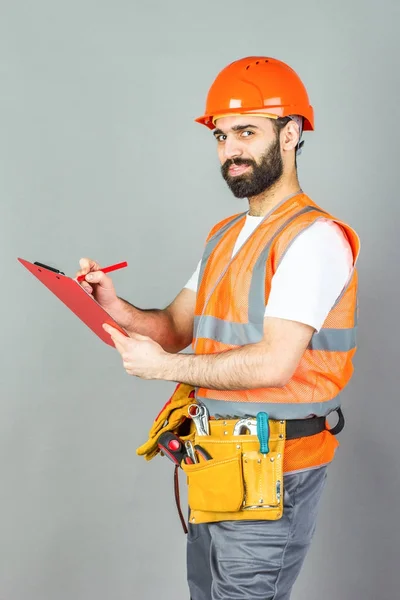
213;116;283;198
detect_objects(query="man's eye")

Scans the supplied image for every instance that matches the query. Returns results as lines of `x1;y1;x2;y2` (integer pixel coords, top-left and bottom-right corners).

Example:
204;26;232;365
216;134;227;142
241;130;253;137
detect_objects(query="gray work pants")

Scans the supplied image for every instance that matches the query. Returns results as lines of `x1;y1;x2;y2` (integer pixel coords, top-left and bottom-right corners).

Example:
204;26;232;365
187;466;328;600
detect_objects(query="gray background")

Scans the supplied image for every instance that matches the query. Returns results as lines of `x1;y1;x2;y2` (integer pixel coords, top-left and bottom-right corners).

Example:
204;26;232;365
1;0;399;598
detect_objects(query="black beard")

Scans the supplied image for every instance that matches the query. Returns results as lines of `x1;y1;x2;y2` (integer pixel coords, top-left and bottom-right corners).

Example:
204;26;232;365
221;135;283;198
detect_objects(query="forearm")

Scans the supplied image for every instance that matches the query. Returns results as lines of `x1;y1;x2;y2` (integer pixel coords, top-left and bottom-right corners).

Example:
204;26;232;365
160;342;285;390
116;298;185;353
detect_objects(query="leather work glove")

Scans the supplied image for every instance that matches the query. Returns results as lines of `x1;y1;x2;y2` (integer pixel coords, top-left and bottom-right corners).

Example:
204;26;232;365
136;383;196;461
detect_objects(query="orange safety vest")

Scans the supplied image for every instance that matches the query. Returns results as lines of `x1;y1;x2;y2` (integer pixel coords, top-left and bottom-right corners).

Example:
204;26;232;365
192;192;360;473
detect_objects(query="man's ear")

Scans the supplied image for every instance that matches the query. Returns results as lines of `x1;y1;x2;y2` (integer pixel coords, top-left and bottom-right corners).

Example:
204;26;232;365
281;120;301;153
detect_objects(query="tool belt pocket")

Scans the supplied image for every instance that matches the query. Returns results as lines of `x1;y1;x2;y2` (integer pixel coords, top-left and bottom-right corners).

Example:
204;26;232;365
181;446;244;513
241;450;282;509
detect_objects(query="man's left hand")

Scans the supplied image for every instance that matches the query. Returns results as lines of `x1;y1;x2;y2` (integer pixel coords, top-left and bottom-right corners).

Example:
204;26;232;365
102;323;168;379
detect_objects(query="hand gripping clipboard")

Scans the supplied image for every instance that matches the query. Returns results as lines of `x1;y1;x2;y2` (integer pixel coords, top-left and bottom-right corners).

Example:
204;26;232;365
18;258;129;347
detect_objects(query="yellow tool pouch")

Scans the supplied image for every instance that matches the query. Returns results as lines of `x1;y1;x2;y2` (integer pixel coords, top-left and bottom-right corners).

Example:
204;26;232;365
181;418;286;523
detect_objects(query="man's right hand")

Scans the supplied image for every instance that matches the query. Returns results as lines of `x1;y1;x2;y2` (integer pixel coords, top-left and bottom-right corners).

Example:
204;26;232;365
75;257;197;352
75;258;119;310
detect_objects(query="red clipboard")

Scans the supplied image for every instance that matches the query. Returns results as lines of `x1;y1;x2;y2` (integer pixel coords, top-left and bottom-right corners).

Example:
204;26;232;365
18;258;129;347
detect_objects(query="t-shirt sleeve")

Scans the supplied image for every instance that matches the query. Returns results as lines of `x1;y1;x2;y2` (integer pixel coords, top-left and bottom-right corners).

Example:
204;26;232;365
264;220;354;332
184;259;202;292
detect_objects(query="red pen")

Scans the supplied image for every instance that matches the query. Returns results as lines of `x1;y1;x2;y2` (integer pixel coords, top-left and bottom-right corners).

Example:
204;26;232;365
77;261;128;282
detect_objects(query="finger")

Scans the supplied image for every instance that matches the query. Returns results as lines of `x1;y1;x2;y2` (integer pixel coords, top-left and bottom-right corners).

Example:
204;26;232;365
110;338;127;354
103;326;129;353
81;283;93;294
103;324;127;341
75;259;101;281
74;268;86;280
79;257;101;271
114;340;126;355
106;332;124;353
84;270;113;288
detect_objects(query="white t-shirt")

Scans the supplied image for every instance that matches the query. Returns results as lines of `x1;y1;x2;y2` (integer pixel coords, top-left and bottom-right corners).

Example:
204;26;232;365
184;216;354;332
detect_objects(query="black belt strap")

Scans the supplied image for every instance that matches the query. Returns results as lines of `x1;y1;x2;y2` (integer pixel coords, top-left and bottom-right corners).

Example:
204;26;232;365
327;407;345;436
286;408;345;440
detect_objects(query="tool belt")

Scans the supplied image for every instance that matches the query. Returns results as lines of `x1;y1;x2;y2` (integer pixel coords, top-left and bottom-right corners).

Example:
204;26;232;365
136;383;344;533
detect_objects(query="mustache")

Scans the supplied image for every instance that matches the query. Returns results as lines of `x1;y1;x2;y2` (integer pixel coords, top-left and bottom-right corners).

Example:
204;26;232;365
221;157;256;177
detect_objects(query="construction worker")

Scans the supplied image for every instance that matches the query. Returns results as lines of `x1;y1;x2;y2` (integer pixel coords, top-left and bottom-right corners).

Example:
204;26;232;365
76;57;359;600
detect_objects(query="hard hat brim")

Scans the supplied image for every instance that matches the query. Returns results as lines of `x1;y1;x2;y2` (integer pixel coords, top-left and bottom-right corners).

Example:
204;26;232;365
195;106;314;131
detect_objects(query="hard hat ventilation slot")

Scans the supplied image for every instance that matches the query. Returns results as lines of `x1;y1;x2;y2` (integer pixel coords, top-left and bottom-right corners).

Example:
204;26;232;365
246;59;269;70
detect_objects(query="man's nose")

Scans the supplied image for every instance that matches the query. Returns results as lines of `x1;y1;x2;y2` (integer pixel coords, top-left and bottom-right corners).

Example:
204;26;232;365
223;136;243;161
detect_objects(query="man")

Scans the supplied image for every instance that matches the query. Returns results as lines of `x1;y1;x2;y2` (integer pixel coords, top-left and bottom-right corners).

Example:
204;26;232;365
76;57;359;600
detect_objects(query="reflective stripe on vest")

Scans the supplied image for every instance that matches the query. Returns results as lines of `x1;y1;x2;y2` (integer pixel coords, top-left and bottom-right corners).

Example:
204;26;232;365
194;315;357;353
308;327;357;352
197;395;342;421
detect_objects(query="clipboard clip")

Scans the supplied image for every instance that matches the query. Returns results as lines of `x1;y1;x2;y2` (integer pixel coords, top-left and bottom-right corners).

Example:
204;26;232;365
33;261;65;276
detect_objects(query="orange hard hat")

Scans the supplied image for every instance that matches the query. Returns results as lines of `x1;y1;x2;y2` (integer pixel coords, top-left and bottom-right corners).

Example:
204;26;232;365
195;56;314;131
